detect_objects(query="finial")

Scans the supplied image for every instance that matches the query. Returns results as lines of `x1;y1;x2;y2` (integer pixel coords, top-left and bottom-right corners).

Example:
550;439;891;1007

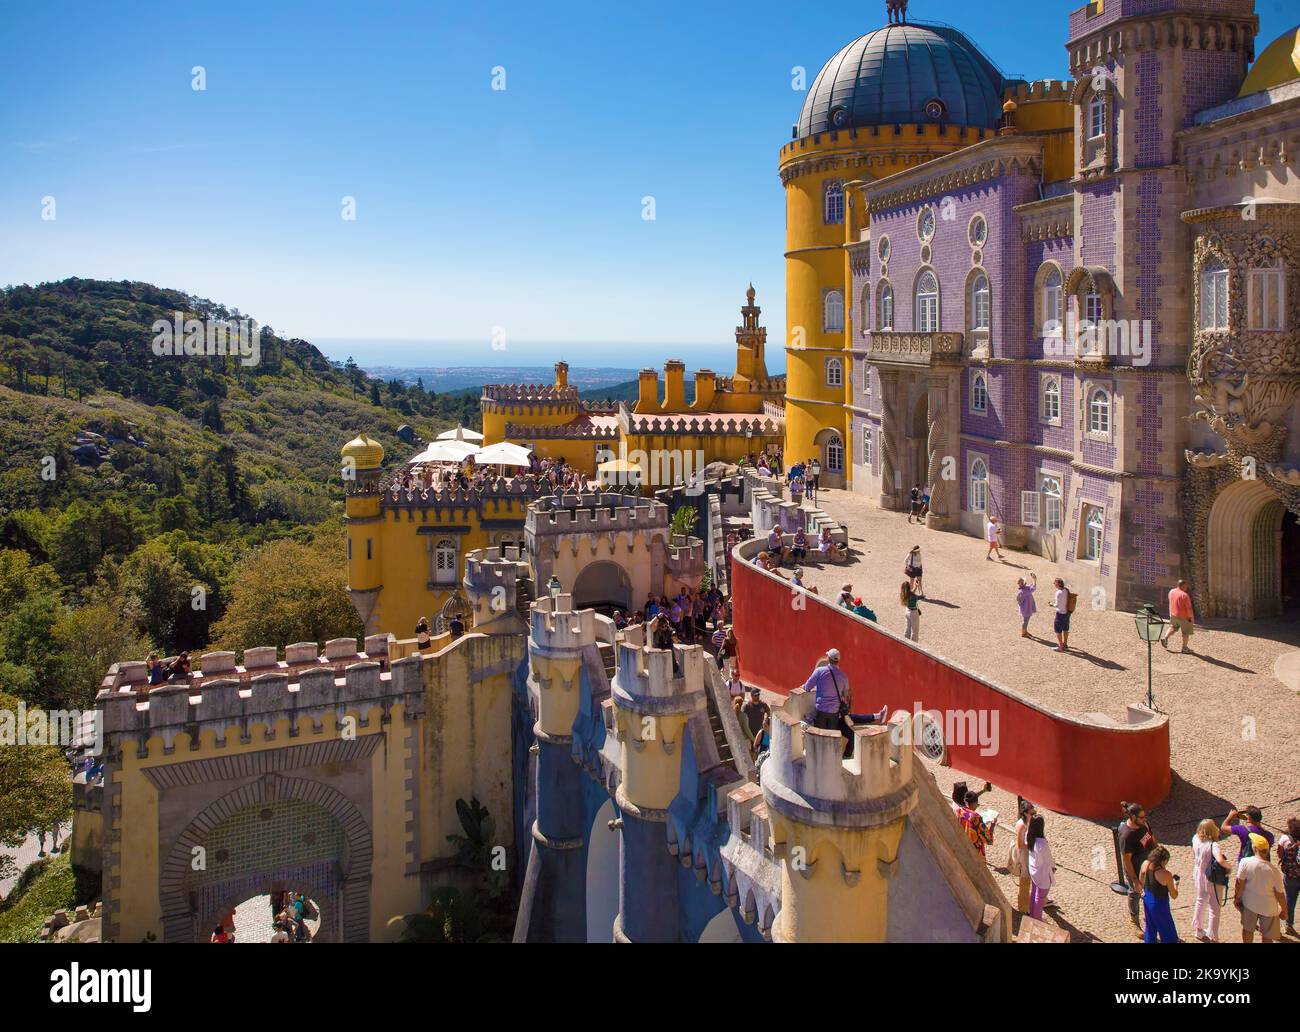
746;282;756;304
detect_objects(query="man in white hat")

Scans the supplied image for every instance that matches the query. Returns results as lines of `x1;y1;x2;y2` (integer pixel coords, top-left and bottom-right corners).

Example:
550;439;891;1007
801;650;887;748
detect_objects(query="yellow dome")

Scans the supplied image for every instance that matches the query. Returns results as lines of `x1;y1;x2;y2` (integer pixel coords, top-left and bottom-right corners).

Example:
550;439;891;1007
341;433;384;470
1239;24;1300;97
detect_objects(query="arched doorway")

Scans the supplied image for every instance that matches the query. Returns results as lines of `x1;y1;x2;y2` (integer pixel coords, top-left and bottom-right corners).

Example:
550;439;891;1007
813;427;847;490
908;390;929;495
1206;480;1291;620
572;561;631;615
585;798;620;943
159;775;373;942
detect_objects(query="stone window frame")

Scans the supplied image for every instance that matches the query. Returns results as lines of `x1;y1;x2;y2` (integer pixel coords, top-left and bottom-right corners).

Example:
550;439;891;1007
878;234;891;264
1072;73;1115;173
862;427;874;469
825;433;845;473
968;213;988;249
917;205;937;244
1066;266;1116;360
878;280;895;330
859;283;871;339
966;267;992;355
1040;373;1062;426
968;455;990;515
433;537;458;585
823;178;846;226
825;356;844;388
1033;260;1066;338
1039;471;1064;534
1080;503;1106;563
969;369;989;415
1246;254;1286;333
823;288;845;333
914;267;940;333
1085;384;1112;439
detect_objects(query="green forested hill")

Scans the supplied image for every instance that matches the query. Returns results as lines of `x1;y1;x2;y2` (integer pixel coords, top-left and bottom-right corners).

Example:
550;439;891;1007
0;278;477;719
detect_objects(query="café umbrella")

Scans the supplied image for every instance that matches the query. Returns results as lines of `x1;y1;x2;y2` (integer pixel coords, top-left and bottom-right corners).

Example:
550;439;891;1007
474;441;532;467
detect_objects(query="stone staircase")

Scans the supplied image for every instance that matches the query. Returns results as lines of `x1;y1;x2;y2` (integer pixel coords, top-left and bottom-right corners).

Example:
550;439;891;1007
515;575;535;621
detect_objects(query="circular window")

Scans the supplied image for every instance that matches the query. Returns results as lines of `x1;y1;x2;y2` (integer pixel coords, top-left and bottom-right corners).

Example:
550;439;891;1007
924;97;948;120
829;106;850;129
969;215;987;247
916;713;946;762
920;244;932;265
878;236;891;263
972;248;983;267
918;206;936;242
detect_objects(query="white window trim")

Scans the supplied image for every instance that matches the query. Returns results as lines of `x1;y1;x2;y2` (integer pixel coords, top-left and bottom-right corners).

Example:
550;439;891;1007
918;206;936;243
824;179;845;225
825;434;844;473
1086;386;1112;438
915;270;940;333
1201;262;1229;331
1041;267;1064;337
878;282;894;331
1081;504;1106;563
1088;93;1106;140
969;370;989;415
968;456;990;515
434;538;459;585
970;272;991;333
1041;374;1062;426
1040;474;1064;534
1021;490;1040;527
823;288;845;333
825;357;844;387
968;214;988;248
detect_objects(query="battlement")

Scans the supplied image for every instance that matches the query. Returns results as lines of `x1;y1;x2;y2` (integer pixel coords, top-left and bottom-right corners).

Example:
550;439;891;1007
528;592;597;653
503;420;618;440
1003;79;1073;104
761;689;917;830
481;383;581;404
95;653;426;750
622;412;782;437
526;492;669;536
376;475;553;508
612;631;705;712
463;547;524;625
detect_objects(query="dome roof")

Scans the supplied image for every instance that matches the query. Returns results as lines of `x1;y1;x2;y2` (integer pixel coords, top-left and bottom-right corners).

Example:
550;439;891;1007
341;433;384;469
797;23;1012;137
1238;24;1300;97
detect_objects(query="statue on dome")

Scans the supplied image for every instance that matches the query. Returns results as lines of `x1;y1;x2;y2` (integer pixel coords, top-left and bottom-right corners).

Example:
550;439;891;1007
887;0;908;25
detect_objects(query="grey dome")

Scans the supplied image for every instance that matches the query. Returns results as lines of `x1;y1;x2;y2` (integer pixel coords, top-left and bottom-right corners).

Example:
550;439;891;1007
797;23;1012;137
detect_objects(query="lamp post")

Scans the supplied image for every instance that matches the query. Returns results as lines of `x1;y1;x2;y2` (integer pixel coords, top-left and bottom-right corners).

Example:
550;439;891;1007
1133;602;1165;710
547;575;562;601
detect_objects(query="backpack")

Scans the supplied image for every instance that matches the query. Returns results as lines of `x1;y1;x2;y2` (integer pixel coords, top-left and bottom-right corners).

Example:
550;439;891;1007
1066;591;1078;613
1279;837;1300;882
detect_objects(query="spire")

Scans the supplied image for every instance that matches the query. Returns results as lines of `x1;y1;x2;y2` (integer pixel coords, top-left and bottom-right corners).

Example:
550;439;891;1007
746;282;756;305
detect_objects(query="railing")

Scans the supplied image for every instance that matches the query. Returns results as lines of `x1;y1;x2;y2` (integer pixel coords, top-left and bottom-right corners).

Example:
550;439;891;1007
865;331;964;366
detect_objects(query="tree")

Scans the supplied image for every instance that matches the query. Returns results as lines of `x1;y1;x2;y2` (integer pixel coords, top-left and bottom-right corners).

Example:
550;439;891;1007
209;532;362;649
52;604;152;710
0;690;73;885
116;542;196;653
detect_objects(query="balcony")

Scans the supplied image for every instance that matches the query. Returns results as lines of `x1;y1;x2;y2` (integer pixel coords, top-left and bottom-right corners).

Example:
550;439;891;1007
864;331;964;369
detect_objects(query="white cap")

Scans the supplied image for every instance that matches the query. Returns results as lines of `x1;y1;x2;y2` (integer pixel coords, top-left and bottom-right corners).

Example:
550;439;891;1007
827;648;841;663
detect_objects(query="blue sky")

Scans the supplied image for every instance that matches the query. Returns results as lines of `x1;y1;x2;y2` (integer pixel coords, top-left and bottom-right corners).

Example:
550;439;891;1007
1;0;1293;370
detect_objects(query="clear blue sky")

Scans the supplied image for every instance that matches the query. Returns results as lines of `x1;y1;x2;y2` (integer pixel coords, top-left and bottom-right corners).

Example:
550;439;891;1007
1;0;1292;368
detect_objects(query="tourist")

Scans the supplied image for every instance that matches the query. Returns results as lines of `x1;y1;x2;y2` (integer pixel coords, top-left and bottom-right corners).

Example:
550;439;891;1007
1139;846;1180;943
211;923;233;943
651;612;680;675
1052;578;1072;651
752;710;771;761
1277;817;1299;936
904;545;923;595
1234;834;1285;943
951;780;994;815
1221;805;1274;867
1026;814;1055;920
448;613;465;640
1190;819;1230;943
790;567;813;592
802;650;850;733
1119;801;1158;937
837;583;854;609
1016;573;1037;638
900;580;921;642
726;670;745;701
851;596;877;622
806;460;819;502
742;686;769;741
644;594;661;620
817;526;846;561
908;484;923;524
167;652;192;680
985;516;1004;560
920;486;931;519
613;609;627;630
415;617;432;650
766;526;787;566
791;527;809;561
719;627;739;676
956;791;996;858
1009;799;1037;914
1160;578;1196;653
146;652;167;686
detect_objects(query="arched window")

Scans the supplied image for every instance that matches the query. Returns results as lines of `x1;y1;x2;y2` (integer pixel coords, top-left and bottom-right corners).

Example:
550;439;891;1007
825;357;843;387
969;460;988;514
915;270;939;332
1082;505;1105;561
824;290;844;332
1041;375;1061;422
878;282;894;330
1042;266;1063;336
825;434;844;473
1088;387;1111;435
1247;259;1284;331
859;284;871;337
1041;476;1062;533
970;272;990;331
434;538;458;585
823;180;845;225
918;206;936;242
1201;259;1229;330
1088;93;1106;139
971;372;988;414
1083;288;1104;327
862;431;873;468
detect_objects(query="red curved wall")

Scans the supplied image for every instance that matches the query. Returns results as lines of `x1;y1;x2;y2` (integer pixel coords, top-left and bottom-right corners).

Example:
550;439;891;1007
731;555;1171;820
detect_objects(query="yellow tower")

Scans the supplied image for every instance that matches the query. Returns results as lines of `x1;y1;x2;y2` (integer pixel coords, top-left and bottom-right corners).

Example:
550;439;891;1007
342;433;385;630
781;18;1011;488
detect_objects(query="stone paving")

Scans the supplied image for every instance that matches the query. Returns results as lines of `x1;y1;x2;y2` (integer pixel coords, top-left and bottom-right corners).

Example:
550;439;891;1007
767;485;1300;944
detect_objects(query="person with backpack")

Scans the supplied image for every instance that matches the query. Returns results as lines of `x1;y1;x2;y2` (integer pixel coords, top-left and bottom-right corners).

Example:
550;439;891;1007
956;790;996;859
1190;818;1231;942
1052;578;1074;652
908;484;923;524
904;545;923;596
1278;817;1300;937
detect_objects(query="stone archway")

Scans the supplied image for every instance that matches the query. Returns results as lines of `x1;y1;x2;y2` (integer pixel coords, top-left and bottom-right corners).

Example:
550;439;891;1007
159;774;373;943
813;427;847;490
572;561;632;614
1206;479;1288;620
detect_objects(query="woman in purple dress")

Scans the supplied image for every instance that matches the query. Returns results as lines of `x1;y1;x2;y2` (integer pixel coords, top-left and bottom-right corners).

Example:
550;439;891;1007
1016;572;1037;638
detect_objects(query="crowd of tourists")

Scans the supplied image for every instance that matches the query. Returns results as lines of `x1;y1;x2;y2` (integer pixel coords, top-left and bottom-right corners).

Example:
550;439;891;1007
209;891;317;943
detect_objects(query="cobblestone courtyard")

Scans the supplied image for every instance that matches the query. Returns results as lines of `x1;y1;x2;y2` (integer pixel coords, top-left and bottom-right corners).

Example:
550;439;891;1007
766;485;1300;944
